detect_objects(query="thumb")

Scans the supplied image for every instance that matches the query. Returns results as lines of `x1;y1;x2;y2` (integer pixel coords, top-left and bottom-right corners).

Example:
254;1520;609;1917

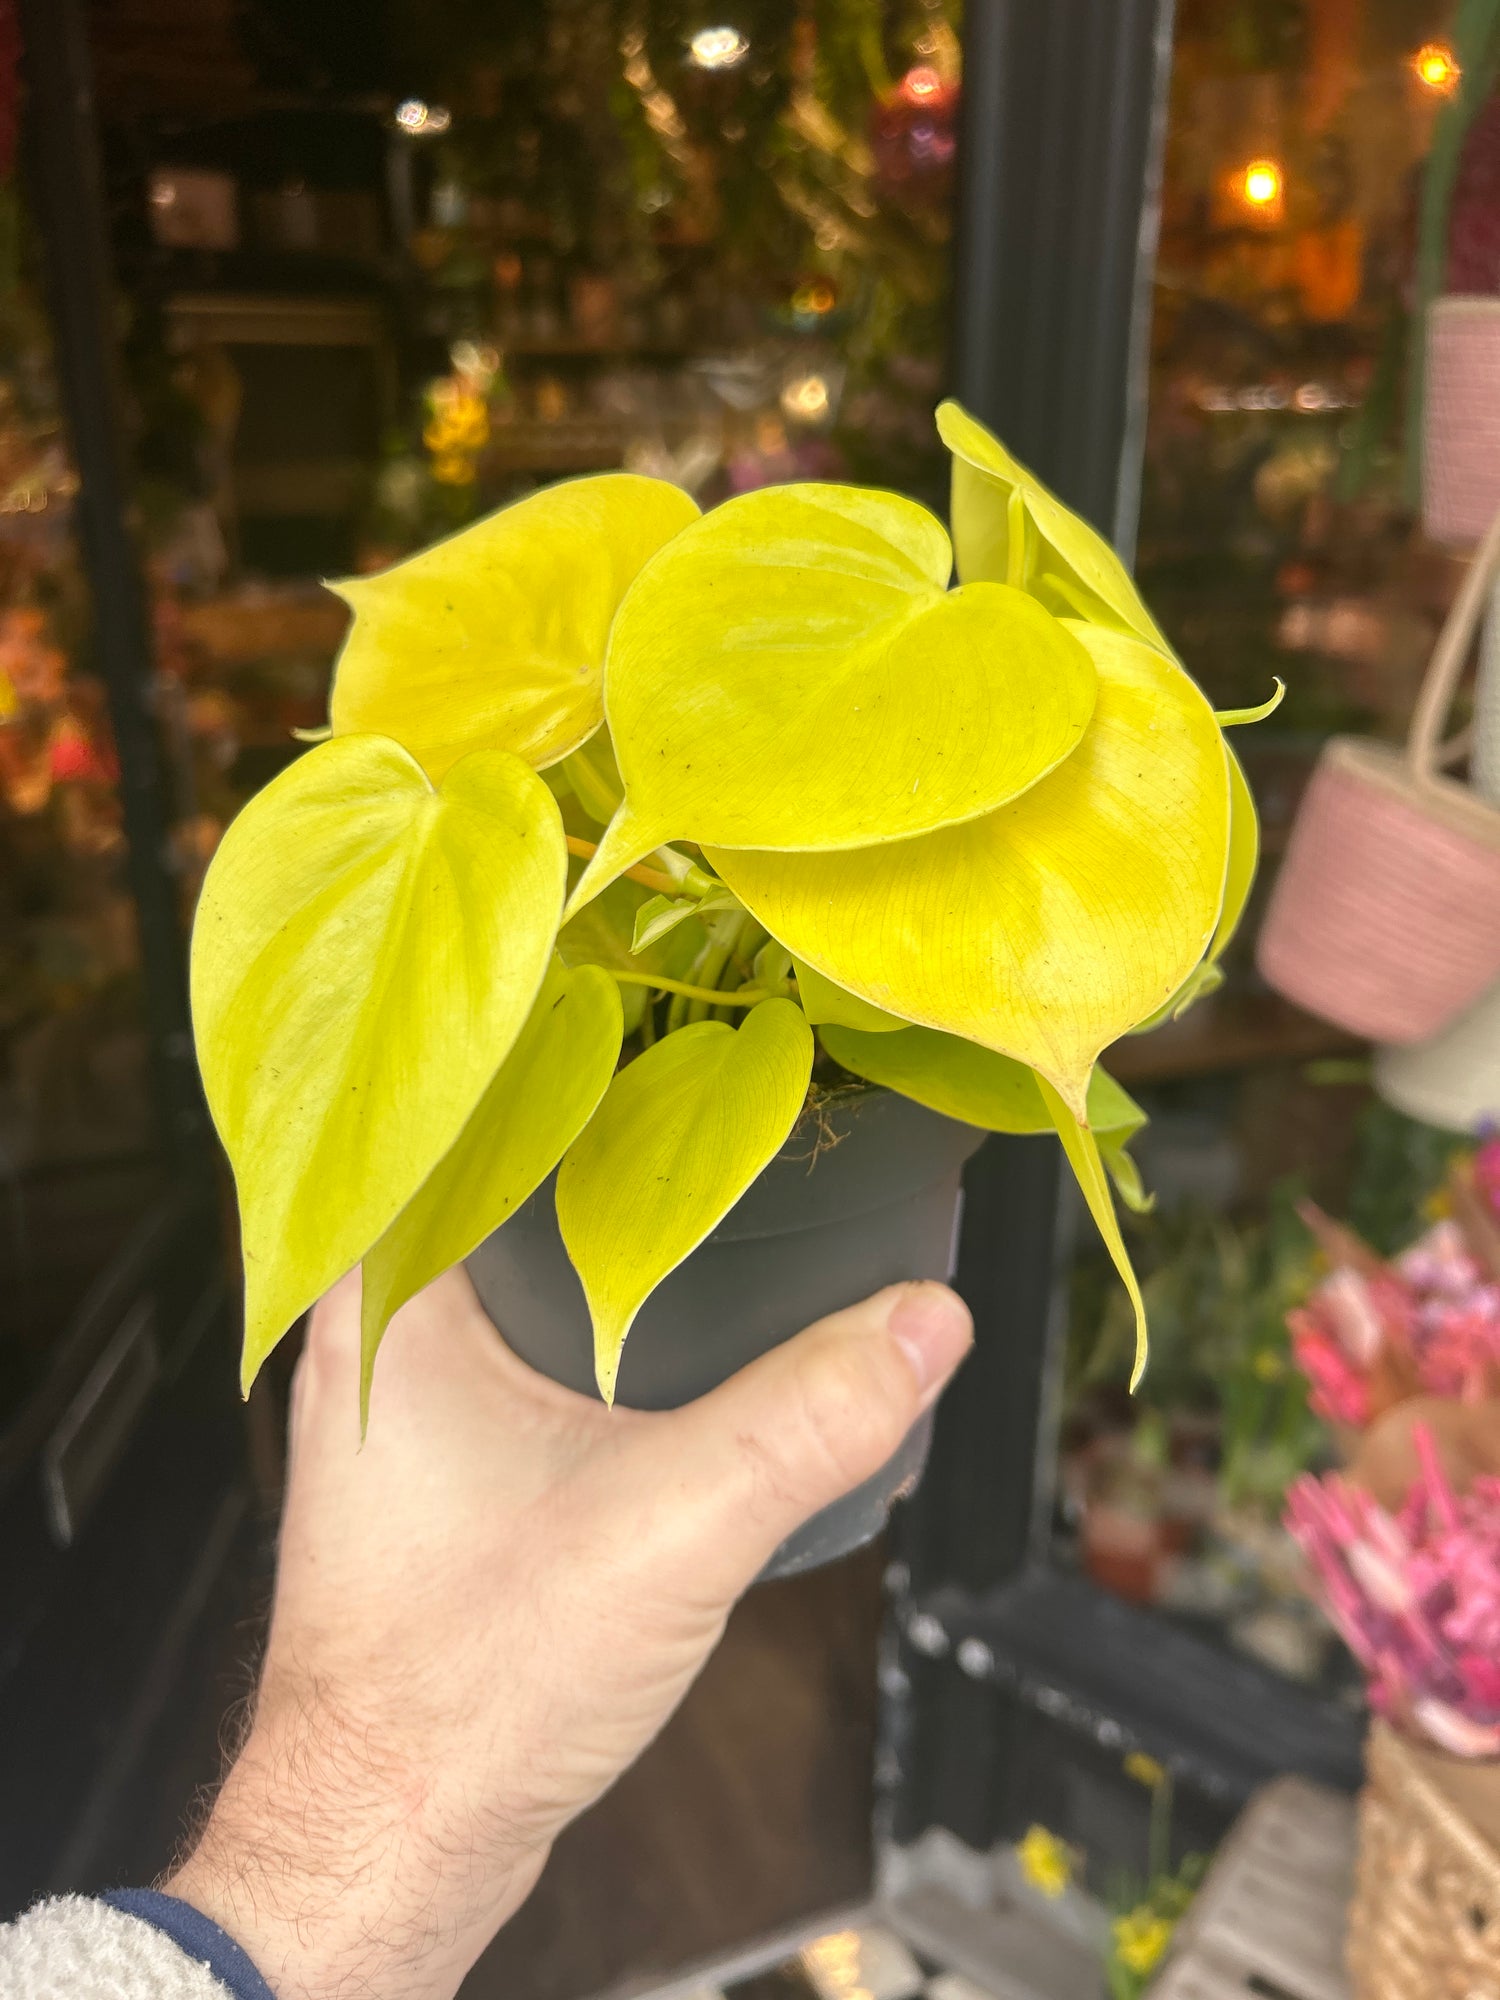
640;1281;972;1598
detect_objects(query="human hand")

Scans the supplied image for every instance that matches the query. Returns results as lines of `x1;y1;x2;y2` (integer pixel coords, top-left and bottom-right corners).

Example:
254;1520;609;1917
166;1265;972;2000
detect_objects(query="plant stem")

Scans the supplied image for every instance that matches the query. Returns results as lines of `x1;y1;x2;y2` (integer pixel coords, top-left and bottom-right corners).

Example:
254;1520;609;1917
1147;1770;1172;1886
687;941;732;1023
564;836;678;897
612;973;771;1007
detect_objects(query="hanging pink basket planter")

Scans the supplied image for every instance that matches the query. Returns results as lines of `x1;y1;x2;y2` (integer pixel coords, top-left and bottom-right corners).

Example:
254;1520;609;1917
1257;510;1500;1044
1425;298;1500;546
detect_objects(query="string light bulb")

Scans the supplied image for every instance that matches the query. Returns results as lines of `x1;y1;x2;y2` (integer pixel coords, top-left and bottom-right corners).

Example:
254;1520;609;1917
1412;42;1461;95
898;65;943;105
781;372;830;422
1241;158;1283;208
688;26;749;70
394;99;451;135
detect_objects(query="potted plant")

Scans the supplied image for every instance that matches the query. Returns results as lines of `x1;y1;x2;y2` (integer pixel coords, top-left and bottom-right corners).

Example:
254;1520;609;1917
190;402;1261;1574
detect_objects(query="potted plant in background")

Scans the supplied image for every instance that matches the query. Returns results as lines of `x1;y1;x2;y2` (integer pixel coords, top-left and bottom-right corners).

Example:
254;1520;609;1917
190;402;1266;1575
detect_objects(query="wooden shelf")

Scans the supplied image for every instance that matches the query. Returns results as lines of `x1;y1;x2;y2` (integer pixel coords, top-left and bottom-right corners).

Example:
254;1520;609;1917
1105;991;1363;1087
177;590;348;665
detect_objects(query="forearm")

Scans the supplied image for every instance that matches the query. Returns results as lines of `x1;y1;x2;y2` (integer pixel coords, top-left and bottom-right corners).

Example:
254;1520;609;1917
165;1677;546;2000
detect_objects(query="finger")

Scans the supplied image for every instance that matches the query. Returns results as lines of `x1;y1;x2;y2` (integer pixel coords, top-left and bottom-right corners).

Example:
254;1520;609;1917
632;1281;972;1598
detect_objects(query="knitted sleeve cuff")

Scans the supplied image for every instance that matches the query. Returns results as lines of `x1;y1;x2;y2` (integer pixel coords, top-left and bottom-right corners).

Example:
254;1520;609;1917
0;1891;275;2000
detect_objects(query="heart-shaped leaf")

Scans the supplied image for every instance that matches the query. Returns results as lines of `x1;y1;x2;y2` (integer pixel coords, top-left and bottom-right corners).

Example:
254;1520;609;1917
566;482;1096;911
556;999;813;1401
359;958;622;1418
823;1019;1153;1326
1038;1075;1148;1387
1131;740;1258;1033
328;474;700;780
191;735;566;1391
794;958;907;1033
937;401;1168;648
819;1020;1145;1145
711;623;1229;1116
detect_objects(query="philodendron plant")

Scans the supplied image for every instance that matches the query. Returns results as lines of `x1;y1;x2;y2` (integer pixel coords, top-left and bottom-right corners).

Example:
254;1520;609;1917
191;402;1276;1419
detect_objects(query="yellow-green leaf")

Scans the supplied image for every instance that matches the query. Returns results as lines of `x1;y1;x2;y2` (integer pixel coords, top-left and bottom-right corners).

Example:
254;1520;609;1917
820;1020;1145;1144
359;958;622;1419
1037;1075;1149;1389
190;735;566;1393
566;481;1096;910
711;624;1228;1116
560;734;625;824
1216;680;1285;727
820;1018;1152;1335
795;958;908;1033
1130;740;1257;1034
328;474;700;780
1214;744;1259;957
937;400;1168;649
556;999;813;1401
557;871;707;1033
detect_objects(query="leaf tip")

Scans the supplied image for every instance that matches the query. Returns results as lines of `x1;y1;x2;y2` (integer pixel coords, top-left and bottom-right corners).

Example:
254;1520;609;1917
1216;679;1286;729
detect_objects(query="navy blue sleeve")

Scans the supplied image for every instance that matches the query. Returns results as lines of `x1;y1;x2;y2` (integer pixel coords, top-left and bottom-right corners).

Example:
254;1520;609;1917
100;1889;278;2000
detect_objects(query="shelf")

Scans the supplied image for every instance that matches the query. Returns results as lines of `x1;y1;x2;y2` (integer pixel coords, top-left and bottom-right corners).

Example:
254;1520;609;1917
498;338;692;360
1105;991;1363;1087
177;591;348;665
905;1568;1364;1808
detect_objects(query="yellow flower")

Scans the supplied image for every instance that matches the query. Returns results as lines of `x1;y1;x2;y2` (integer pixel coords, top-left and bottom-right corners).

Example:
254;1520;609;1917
1017;1824;1073;1899
1123;1751;1166;1788
1113;1909;1173;1976
1252;1349;1284;1382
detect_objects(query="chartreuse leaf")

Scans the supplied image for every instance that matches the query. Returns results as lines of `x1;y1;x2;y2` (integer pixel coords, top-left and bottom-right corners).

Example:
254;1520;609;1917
1131;741;1257;1034
823;1017;1156;1278
565;482;1097;911
190;736;567;1394
359;959;622;1420
1216;745;1259;950
1037;1076;1150;1389
712;624;1229;1118
1216;681;1285;728
557;1000;813;1402
937;401;1168;648
328;474;699;780
557;872;707;1032
794;958;907;1033
819;1021;1145;1145
633;888;739;952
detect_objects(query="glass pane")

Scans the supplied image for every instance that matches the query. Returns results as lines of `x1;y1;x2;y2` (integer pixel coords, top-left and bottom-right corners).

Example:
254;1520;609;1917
0;202;164;1433
1052;0;1475;1699
1056;0;1480;1688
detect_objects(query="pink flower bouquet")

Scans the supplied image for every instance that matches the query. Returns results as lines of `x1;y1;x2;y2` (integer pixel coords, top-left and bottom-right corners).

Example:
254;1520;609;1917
1287;1425;1500;1758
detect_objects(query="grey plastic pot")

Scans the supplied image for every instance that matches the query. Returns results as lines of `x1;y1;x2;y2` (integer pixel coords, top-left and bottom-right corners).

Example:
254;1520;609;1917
466;1087;983;1580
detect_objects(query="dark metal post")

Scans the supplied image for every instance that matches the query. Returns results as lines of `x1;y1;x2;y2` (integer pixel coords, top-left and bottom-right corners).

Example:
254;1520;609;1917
949;0;1176;536
19;0;208;1164
888;0;1177;1848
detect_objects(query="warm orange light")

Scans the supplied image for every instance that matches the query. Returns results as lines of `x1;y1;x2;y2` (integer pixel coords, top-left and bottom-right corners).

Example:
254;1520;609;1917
1412;42;1461;94
899;64;943;105
1241;158;1283;207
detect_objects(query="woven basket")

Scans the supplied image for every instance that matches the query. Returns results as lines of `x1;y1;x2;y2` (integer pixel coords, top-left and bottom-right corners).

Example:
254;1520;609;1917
1425;298;1500;547
1257;508;1500;1043
1373;594;1500;1133
1347;1721;1500;2000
